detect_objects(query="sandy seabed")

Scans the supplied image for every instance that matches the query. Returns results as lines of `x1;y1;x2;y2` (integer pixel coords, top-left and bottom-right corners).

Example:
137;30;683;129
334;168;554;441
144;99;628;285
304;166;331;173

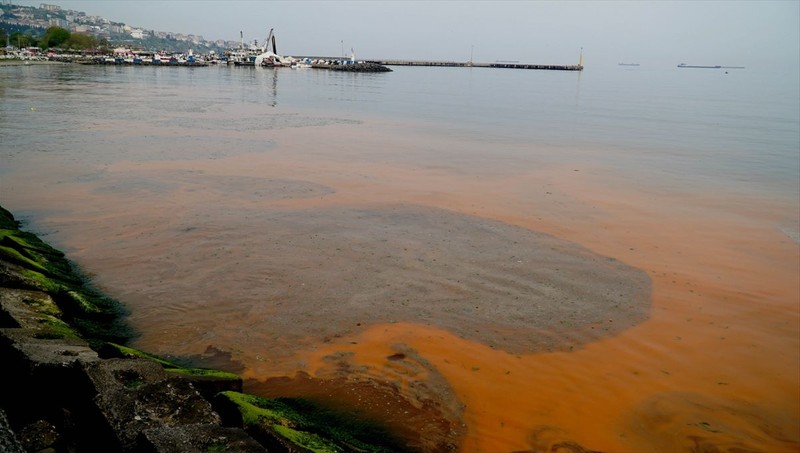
3;119;798;452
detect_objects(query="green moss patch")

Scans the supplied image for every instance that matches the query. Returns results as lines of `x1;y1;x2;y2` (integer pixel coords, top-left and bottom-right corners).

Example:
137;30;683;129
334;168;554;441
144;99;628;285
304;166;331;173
0;230;65;259
272;425;339;453
0;242;51;275
36;314;80;339
165;367;240;381
100;342;180;367
0;230;78;285
0;205;132;346
21;293;63;317
217;391;407;453
100;342;240;381
17;267;63;293
57;290;106;316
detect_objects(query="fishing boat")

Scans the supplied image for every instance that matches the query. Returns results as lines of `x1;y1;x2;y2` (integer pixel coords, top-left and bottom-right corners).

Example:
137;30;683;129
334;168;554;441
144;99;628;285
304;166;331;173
226;28;293;67
226;31;261;66
254;29;292;67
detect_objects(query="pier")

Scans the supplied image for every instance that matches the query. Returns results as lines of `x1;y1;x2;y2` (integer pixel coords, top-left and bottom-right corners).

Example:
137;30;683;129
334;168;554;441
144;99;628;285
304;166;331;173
366;59;583;71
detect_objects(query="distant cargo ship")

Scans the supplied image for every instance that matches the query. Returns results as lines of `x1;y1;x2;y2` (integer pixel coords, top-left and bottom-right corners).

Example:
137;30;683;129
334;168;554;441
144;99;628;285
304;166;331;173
677;63;745;69
677;63;722;69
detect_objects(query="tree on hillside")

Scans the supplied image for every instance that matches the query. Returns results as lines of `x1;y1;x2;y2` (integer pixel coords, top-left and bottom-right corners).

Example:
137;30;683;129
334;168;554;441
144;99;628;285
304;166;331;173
63;33;98;50
9;31;37;48
40;26;70;49
1;28;7;47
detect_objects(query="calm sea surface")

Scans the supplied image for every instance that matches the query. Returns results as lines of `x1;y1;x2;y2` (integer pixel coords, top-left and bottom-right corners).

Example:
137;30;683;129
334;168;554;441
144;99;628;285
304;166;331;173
1;62;798;451
3;63;798;197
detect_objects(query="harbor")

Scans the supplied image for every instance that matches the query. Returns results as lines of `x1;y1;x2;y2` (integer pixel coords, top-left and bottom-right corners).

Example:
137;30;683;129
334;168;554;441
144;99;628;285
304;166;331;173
7;28;584;72
40;53;584;71
82;56;581;71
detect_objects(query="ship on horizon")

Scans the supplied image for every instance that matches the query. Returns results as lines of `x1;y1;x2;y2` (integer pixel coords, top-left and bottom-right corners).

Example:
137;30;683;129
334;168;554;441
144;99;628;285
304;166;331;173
678;63;745;69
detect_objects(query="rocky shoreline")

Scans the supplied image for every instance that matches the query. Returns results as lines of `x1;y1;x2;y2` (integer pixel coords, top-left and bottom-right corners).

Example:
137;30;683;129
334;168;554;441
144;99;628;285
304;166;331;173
0;205;407;452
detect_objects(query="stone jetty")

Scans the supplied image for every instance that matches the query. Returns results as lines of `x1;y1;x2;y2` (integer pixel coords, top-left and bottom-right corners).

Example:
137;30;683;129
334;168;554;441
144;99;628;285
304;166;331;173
325;62;393;72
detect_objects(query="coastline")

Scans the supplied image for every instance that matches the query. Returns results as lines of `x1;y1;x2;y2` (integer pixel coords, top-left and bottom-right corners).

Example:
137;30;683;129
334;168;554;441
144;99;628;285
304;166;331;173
0;205;408;452
0;60;68;66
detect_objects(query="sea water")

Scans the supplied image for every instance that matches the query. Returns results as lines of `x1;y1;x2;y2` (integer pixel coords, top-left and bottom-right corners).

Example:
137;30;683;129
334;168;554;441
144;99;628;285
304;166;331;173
1;62;798;451
4;63;797;197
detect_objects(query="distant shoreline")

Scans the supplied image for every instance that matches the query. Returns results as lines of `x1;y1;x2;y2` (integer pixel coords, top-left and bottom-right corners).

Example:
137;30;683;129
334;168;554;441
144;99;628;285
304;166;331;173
0;59;67;66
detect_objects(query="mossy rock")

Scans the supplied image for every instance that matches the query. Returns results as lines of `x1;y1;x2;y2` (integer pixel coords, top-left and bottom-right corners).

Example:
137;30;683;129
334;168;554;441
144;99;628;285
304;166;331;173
56;290;112;318
215;391;407;453
12;267;63;293
100;342;239;380
20;292;63;317
69;317;131;347
0;229;65;259
52;290;131;347
0;206;19;229
0;241;52;275
0;203;132;344
34;314;81;340
0;229;82;296
99;342;176;366
0;230;77;285
165;367;240;381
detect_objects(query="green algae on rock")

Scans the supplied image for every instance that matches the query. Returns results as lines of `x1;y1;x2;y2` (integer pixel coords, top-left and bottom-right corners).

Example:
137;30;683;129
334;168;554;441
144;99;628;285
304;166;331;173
0;206;131;346
100;342;241;380
0;289;81;340
214;391;409;453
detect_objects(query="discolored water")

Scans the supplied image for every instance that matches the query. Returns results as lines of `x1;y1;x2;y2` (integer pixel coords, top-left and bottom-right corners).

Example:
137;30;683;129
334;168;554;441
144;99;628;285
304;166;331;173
1;62;798;451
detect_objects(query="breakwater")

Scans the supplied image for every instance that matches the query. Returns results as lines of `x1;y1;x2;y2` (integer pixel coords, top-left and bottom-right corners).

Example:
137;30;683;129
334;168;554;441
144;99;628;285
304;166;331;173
10;54;581;71
367;59;584;71
324;62;393;72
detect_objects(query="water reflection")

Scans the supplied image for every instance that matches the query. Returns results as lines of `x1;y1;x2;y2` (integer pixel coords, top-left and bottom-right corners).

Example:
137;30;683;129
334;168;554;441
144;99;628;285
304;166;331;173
224;66;279;107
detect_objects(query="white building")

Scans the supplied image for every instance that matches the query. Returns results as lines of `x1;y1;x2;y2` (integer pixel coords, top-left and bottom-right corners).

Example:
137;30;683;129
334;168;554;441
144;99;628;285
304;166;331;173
48;17;68;28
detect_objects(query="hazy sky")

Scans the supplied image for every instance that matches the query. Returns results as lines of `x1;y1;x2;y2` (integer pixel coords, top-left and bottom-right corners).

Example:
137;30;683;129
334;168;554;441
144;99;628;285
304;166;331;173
11;1;800;69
